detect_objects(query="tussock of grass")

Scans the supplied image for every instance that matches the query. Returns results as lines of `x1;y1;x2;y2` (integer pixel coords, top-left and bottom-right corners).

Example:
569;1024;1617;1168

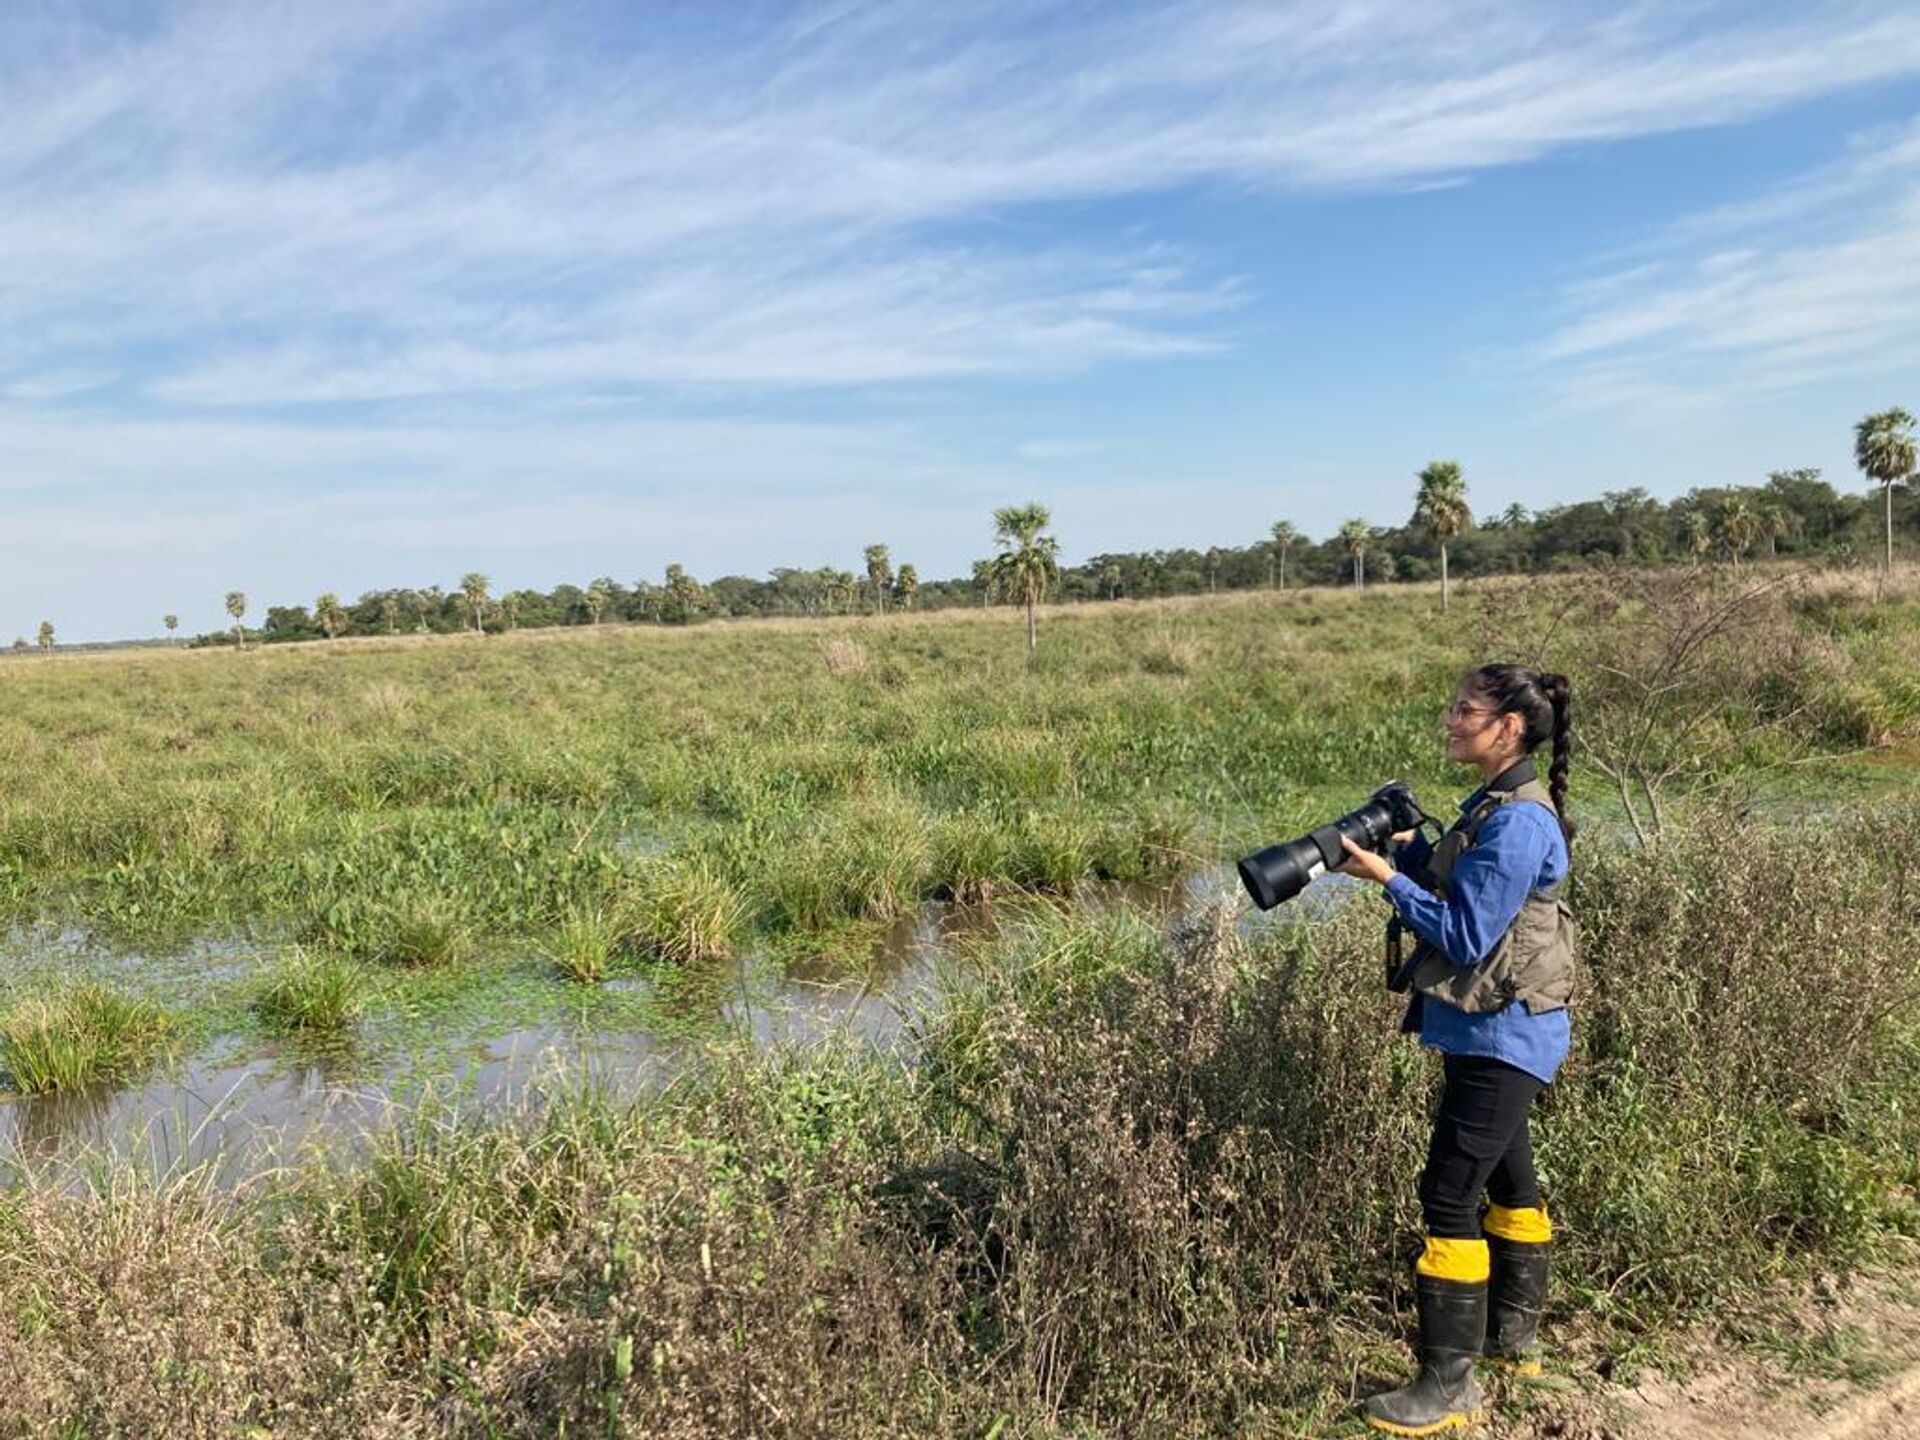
252;949;367;1034
930;812;1012;902
766;799;932;930
818;635;868;676
544;905;622;984
0;984;173;1094
621;857;749;964
367;897;474;969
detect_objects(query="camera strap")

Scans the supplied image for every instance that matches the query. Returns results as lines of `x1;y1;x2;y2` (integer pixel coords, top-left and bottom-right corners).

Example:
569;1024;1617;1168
1384;914;1413;991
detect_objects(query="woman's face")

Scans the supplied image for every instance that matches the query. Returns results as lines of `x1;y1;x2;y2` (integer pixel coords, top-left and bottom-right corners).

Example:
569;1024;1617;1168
1444;684;1523;769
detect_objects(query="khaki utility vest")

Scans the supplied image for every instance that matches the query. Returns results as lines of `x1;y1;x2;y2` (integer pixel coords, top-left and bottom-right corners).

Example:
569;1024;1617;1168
1403;772;1577;1016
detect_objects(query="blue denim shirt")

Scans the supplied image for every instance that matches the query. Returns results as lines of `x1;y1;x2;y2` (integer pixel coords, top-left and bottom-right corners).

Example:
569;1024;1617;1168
1383;789;1571;1084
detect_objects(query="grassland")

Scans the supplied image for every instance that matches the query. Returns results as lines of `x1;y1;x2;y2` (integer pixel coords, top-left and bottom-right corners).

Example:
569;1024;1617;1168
0;568;1918;1435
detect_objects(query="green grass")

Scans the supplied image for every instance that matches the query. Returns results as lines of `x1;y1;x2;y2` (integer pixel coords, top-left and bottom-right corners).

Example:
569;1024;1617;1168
0;983;173;1094
0;573;1913;975
362;895;476;969
251;948;368;1035
617;854;750;964
0;571;1916;1433
544;905;622;984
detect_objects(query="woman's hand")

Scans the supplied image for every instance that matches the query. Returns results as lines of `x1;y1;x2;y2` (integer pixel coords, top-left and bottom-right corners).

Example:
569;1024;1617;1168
1335;835;1397;886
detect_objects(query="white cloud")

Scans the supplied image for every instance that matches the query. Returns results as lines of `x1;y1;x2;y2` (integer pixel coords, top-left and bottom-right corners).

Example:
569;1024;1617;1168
3;1;1918;410
1538;119;1920;414
5;1;1920;636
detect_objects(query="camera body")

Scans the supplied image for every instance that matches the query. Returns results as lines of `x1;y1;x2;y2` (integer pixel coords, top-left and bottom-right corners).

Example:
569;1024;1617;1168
1236;781;1428;911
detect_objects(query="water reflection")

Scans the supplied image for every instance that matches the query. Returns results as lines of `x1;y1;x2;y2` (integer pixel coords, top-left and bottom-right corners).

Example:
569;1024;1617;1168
0;873;1362;1187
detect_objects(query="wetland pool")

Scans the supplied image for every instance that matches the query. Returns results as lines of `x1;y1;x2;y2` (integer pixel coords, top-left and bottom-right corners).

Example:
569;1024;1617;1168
0;868;1359;1185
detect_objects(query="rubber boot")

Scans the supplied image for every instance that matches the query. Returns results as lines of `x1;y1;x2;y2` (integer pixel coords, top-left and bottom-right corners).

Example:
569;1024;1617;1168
1483;1204;1551;1376
1485;1235;1549;1375
1363;1272;1487;1436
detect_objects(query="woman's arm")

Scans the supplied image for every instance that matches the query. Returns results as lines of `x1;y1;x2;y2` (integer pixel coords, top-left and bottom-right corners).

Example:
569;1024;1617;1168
1380;805;1557;968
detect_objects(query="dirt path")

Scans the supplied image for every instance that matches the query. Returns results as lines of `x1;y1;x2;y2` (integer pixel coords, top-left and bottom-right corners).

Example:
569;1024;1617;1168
1498;1261;1920;1440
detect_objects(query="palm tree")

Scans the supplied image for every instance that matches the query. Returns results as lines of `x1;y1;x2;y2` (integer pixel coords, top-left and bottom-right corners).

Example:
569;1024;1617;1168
1713;494;1760;566
1338;519;1372;590
36;620;54;655
225;591;247;649
990;503;1060;656
1269;521;1299;590
501;593;522;630
1755;498;1795;559
970;559;994;608
1854;408;1917;573
665;563;706;622
863;544;892;615
1412;460;1472;611
380;593;401;635
1501;502;1529;530
1205;547;1222;595
585;577;612;625
458;573;490;634
1683;511;1712;560
895;564;919;610
1101;560;1122;601
315;592;347;641
163;614;179;641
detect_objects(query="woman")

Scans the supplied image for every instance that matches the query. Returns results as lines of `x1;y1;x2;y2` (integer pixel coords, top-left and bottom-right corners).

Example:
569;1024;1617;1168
1336;664;1576;1437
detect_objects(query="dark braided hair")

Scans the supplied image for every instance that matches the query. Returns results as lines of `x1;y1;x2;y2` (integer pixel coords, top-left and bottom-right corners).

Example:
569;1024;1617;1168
1465;663;1576;845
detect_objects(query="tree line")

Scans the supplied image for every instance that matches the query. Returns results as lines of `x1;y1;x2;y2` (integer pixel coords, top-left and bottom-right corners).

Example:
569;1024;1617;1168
12;409;1914;653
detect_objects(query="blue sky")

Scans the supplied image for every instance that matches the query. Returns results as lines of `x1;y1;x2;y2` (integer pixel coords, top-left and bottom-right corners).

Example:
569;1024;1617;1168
3;1;1919;641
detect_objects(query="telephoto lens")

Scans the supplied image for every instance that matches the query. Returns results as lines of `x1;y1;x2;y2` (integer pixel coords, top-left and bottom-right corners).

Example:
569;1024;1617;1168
1237;782;1426;910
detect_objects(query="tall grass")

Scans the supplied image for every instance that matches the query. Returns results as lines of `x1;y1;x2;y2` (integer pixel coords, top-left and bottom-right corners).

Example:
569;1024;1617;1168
252;949;368;1035
0;576;1913;968
544;905;622;984
0;983;173;1094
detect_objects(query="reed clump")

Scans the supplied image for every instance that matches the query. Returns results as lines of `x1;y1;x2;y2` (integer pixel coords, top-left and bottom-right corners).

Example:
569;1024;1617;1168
619;857;749;965
367;896;476;969
544;904;623;984
0;983;173;1094
252;948;368;1034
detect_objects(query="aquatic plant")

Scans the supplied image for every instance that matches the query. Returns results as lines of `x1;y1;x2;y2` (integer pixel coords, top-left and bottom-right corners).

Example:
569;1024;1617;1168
544;905;622;984
0;983;172;1094
252;949;368;1035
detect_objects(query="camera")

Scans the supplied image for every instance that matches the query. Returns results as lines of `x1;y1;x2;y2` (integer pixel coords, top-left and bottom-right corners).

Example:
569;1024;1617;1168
1236;781;1431;910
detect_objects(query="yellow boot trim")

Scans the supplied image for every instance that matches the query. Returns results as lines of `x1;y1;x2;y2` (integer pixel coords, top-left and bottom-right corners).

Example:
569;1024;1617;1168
1483;1204;1552;1244
1414;1236;1489;1284
1364;1411;1483;1437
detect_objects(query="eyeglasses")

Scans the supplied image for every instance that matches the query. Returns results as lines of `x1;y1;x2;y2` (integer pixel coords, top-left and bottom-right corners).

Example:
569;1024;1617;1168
1445;699;1500;722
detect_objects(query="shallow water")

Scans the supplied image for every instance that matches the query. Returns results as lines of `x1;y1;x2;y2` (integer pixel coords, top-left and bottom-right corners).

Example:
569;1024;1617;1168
0;899;981;1184
0;868;1364;1186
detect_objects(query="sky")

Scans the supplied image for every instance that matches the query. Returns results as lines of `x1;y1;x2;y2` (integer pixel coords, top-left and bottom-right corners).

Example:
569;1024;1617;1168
3;1;1919;642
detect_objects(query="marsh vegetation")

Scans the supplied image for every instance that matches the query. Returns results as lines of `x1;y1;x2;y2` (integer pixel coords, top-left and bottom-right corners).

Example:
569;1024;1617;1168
0;566;1918;1435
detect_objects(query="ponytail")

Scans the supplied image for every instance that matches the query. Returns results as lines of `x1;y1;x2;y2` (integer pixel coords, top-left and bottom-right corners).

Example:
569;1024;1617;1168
1541;671;1576;846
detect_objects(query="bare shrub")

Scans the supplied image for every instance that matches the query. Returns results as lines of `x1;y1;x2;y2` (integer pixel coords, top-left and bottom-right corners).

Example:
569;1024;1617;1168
1476;564;1850;845
818;636;868;677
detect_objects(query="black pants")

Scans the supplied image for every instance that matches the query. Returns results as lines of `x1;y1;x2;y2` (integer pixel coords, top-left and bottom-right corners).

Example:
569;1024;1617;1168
1419;1054;1544;1238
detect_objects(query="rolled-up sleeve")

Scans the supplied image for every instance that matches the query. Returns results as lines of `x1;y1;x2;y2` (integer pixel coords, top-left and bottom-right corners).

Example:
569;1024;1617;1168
1383;807;1555;969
